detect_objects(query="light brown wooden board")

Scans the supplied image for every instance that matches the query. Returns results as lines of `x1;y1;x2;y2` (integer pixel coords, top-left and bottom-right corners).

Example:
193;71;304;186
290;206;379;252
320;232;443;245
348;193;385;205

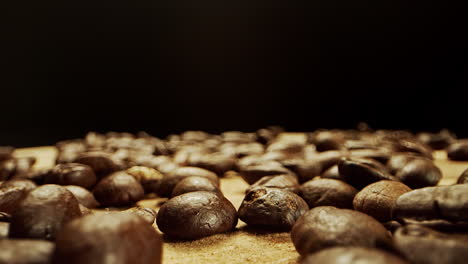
12;135;468;264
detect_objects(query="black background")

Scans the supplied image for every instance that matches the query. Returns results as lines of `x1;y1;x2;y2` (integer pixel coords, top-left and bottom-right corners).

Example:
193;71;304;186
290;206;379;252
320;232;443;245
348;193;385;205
1;1;466;147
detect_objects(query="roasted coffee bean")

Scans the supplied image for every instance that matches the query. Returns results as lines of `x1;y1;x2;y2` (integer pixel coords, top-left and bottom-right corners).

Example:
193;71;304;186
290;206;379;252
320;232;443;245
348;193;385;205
238;187;308;229
353;180;411;222
417;129;455;150
396;159;442;188
383;221;402;233
246;174;300;194
301;247;408;264
123;207;156;225
239;160;292;184
387;153;427;175
45;163;97;189
189;152;236;175
0;146;14;161
0;222;8;238
393;184;468;222
64;185;99;208
311;131;345;152
457;168;468;184
11;169;50;185
349;149;391;165
338;157;399;189
285;159;322;183
156;191;237;239
1;178;37;192
53;212;162;264
321;165;341;180
9;184;82;240
394;225;468;264
0;239;55;264
126;166;164;194
172;176;221;197
157;167;219;197
0;212;11;222
447;140;468;161
309;150;346;173
14;157;36;175
0;186;29;214
300;179;357;209
93;171;144;207
0;159;16;181
291;206;393;255
256;126;283;145
400;218;468;233
73;151;120;177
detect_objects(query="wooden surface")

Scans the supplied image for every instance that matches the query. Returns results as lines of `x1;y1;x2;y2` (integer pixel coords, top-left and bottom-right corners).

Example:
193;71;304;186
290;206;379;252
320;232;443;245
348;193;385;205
12;138;468;264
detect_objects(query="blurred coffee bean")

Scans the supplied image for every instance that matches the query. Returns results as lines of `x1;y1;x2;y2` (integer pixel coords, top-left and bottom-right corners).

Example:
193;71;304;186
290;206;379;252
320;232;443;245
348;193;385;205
11;169;50;185
126;166;164;194
172;176;221;197
291;206;393;255
300;179;357;209
14;157;36;175
239;160;293;184
394;225;468;264
338;157;399;189
73;152;120;177
396;159;442;188
221;131;256;143
457;168;468;184
93;171;144;207
0;146;14;161
349;149;391;164
394;184;468;222
383;221;402;233
156;191;237;239
246;174;299;194
53;212;162;264
387;153;427;175
9;184;82;240
311;131;345;152
284;159;322;183
0;239;54;264
353;180;411;222
447;140;468;161
189;152;236;175
56;139;87;164
238;187;308;230
256;126;283;145
1;179;37;192
0;186;29;214
390;138;433;159
0;159;16;181
45;163;97;189
123;207;156;225
64;185;99;209
0;212;11;222
417;129;456;150
401;218;468;233
321;165;341;180
301;247;408;264
157;167;219;197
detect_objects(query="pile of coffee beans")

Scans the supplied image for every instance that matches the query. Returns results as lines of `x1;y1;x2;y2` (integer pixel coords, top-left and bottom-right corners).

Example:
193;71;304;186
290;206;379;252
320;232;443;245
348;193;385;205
1;126;468;264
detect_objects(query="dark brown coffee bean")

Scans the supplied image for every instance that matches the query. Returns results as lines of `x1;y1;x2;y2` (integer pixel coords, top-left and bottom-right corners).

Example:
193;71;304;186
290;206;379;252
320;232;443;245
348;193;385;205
400;218;468;233
126;166;164;194
256;126;283;145
301;247;408;264
300;178;357;209
393;184;468;222
417;129;455;150
338;157;399;189
394;225;468;264
123;207;156;225
291;206;393;255
156;191;237;239
321;165;341;180
238;187;308;230
391;138;433;159
447;140;468;161
353;180;411;222
457;168;468;184
0;186;29;214
64;185;99;208
157;166;219;197
0;212;11;222
73;151;120;177
383;221;402;233
172;176;221;197
396;159;442;188
311;131;345;152
45;163;97;189
9;184;82;240
221;131;256;143
246;174;300;194
93;171;144;207
0;159;16;181
285;159;322;183
387;153;428;175
310;150;346;173
239;160;292;184
189;152;236;175
0;239;54;264
1;179;37;192
349;149;391;165
0;146;14;161
53;212;162;264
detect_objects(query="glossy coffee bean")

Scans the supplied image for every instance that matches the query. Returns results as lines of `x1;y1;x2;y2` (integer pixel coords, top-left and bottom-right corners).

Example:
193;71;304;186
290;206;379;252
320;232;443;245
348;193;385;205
53;212;163;264
311;131;345;152
349;149;391;165
123;207;157;225
189;152;236;175
238;187;308;230
157;166;219;197
93;171;144;207
172;176;221;197
239;160;292;184
400;218;468;233
0;239;54;264
126;166;164;194
74;151;120;177
45;163;97;189
156;191;237;240
246;174;299;194
417;129;455;150
338;157;399;189
291;206;392;255
300;179;357;209
353;180;411;222
394;184;468;222
0;186;29;214
64;185;100;208
447;140;468;161
457;168;468;184
394;225;468;264
387;153;427;175
14;157;36;175
1;179;37;192
301;247;408;264
9;184;82;240
285;159;322;183
396;159;442;188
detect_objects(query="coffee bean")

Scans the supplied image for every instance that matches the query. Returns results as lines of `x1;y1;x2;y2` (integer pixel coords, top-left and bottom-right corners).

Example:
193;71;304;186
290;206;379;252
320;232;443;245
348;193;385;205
394;225;468;264
73;151;120;177
311;131;345;152
157;166;219;197
156;191;237;239
301;247;408;264
11;169;50;185
123;207;156;225
349;149;391;165
45;163;97;189
53;212;162;264
93;171;144;207
0;146;14;161
338;157;399;189
14;157;36;175
0;239;54;264
189;152;236;175
417;129;455;150
0;222;8;238
239;160;293;184
9;184;82;240
285;159;322;183
387;153;428;175
1;179;37;192
246;174;300;194
64;185;100;208
396;159;442;188
0;212;11;222
400;218;468;233
0;186;29;214
291;206;393;255
393;184;468;222
238;187;308;230
221;131;256;143
383;221;402;233
353;180;411;222
300;179;357;209
0;159;16;181
447;140;468;161
321;165;341;180
457;168;468;184
390;138;433;159
256;126;283;145
172;176;221;197
126;166;164;194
